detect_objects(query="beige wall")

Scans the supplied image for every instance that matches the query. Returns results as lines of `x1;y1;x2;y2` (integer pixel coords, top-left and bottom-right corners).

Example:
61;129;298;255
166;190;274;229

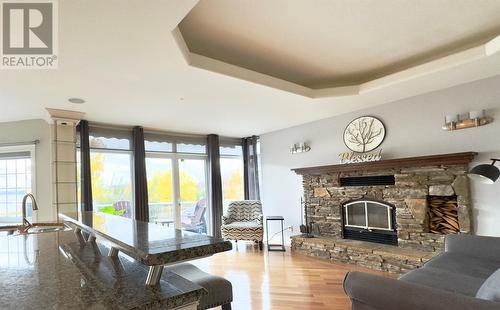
0;119;54;222
260;75;500;242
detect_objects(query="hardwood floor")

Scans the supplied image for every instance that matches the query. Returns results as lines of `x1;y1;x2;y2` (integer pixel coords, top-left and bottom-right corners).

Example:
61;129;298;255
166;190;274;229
192;241;393;310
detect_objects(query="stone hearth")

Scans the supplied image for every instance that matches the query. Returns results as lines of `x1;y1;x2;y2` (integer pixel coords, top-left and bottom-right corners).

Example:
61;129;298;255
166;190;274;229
291;152;475;273
291;236;436;274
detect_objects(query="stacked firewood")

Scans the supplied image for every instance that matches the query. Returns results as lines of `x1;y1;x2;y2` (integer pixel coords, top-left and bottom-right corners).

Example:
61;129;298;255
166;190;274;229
428;196;460;234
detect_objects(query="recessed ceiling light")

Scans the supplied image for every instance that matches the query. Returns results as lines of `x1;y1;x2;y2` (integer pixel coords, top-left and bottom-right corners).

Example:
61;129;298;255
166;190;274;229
68;98;85;104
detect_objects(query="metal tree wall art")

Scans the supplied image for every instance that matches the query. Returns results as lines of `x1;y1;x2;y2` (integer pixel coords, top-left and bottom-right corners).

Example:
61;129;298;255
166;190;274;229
343;116;386;153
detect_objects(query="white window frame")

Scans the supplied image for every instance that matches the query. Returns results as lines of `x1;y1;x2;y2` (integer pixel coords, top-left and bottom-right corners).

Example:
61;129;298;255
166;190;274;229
0;144;37;223
344;200;393;231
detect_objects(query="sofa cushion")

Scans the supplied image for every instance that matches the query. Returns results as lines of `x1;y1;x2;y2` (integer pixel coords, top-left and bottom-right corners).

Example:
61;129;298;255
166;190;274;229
424;252;500;279
399;266;485;296
476;267;500;301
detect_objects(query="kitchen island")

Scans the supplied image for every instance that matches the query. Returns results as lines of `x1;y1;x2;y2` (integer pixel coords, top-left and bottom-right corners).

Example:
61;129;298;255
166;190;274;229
60;212;233;286
0;212;233;309
0;230;204;309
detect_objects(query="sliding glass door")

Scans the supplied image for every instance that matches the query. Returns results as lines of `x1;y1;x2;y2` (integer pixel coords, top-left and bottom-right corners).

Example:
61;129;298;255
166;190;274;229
146;154;209;234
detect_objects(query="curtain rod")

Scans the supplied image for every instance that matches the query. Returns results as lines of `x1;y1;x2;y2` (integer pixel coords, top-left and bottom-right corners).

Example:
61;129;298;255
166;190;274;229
0;140;39;147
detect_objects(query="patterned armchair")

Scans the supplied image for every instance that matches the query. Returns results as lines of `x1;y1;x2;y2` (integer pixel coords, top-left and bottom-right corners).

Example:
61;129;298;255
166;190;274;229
221;200;263;250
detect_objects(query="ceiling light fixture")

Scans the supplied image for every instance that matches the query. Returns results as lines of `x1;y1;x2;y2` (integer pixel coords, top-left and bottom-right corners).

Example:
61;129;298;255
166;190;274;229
68;98;85;104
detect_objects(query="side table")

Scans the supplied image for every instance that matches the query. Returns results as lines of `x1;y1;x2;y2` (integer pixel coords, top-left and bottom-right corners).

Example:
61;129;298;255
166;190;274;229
266;216;286;252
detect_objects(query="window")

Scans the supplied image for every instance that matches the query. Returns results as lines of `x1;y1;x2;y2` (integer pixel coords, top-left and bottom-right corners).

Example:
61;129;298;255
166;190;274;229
220;143;244;211
75;124;254;237
145;133;209;234
90;151;134;218
0;146;35;224
88;127;134;218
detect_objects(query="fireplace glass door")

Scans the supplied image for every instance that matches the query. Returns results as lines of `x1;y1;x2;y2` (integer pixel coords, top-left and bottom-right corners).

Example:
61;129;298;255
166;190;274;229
344;201;393;231
346;202;366;227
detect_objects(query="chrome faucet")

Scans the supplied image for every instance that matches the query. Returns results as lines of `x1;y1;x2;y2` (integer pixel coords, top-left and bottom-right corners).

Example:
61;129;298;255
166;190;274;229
21;193;38;232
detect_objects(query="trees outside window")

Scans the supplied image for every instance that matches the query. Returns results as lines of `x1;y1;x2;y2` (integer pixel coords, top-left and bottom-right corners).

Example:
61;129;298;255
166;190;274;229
221;158;244;206
220;147;244;213
90;151;133;218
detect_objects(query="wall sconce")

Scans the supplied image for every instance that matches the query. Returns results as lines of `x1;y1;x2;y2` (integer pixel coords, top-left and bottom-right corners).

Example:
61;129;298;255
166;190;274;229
443;109;493;131
290;142;311;154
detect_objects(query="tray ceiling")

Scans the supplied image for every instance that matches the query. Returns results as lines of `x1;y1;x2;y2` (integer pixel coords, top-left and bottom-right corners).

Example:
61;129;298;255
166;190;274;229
178;0;500;96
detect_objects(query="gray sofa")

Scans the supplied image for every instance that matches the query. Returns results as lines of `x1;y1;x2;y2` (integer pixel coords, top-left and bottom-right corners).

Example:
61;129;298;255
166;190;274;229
344;234;500;310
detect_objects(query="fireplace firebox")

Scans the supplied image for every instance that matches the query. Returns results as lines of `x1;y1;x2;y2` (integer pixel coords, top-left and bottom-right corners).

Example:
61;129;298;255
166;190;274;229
342;200;398;246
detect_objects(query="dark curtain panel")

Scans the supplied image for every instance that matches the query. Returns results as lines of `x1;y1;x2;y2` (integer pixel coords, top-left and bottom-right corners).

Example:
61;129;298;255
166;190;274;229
242;136;260;200
78;120;93;212
207;134;223;238
132;126;149;222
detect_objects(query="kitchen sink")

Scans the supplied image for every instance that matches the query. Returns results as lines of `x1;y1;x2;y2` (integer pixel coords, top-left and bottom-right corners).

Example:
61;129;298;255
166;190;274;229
26;225;70;234
22;223;71;235
0;223;71;235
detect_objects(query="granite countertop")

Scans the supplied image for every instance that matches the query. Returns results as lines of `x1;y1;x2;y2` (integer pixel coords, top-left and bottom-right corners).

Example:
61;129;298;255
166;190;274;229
0;230;205;309
60;212;232;265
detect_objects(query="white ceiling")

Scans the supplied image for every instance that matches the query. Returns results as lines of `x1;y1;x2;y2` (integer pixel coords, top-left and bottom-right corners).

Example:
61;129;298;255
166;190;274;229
1;0;500;137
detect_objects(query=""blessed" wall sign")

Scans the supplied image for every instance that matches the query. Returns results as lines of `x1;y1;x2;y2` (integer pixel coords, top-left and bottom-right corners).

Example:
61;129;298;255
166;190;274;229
340;116;386;164
339;149;383;164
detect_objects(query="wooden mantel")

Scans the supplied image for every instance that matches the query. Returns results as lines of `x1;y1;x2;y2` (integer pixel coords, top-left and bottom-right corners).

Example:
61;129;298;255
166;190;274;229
292;152;477;175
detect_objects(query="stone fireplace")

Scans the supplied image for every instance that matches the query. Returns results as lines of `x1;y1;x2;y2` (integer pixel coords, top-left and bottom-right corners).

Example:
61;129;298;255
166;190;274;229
291;152;475;273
